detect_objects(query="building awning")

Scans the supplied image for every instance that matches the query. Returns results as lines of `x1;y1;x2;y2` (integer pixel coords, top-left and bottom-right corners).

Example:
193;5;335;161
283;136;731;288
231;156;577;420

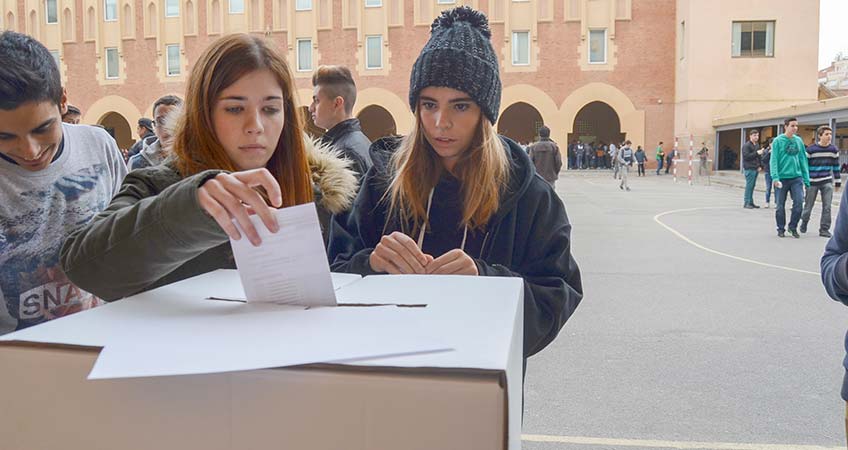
713;96;848;131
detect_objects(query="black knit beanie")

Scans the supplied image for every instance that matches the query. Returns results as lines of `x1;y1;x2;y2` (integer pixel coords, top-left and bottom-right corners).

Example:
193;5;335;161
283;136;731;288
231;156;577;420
409;6;502;124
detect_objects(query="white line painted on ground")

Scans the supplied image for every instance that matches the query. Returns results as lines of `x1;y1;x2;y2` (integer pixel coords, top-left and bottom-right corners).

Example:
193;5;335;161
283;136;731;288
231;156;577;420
653;207;821;276
522;434;842;450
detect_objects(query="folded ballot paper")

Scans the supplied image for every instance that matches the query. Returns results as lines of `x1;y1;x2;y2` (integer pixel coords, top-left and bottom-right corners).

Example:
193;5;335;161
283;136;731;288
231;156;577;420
229;203;336;306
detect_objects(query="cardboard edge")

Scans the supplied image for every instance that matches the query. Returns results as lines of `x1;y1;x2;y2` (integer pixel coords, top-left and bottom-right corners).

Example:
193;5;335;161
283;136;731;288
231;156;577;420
0;340;103;353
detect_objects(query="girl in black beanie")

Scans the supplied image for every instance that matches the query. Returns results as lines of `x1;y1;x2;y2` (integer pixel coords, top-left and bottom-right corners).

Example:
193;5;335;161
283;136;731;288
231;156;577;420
328;6;583;359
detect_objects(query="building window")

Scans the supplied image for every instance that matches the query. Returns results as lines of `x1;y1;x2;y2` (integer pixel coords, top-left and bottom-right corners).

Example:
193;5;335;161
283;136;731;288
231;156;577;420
166;0;179;16
105;47;119;79
366;35;382;69
166;44;180;75
511;31;529;66
588;29;606;64
297;38;312;71
45;0;58;23
295;0;311;10
365;0;380;7
732;21;775;57
437;0;454;4
230;0;244;14
105;0;118;21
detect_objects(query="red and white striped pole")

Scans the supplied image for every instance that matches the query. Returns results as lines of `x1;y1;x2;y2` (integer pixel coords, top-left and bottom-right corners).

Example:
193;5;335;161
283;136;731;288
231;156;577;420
688;135;694;186
673;138;679;183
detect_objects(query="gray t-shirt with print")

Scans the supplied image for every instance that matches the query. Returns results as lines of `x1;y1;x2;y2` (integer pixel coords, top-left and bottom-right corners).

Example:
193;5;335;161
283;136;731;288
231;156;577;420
0;123;127;335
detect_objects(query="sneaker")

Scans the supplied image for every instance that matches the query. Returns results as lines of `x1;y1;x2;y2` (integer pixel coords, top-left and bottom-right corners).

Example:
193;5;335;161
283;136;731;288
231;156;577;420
626;187;631;191
751;204;760;209
764;202;771;209
820;230;833;238
777;230;786;238
619;185;623;190
800;221;808;233
790;229;800;239
744;204;755;209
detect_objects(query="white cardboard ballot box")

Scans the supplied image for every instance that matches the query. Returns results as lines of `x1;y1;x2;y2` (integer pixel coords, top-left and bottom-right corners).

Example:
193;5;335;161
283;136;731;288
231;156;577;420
0;270;524;450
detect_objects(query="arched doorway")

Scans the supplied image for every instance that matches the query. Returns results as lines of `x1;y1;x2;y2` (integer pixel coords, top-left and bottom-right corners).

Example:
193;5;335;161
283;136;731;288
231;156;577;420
300;106;325;140
357;105;397;142
98;112;133;150
570;101;624;146
497;102;543;145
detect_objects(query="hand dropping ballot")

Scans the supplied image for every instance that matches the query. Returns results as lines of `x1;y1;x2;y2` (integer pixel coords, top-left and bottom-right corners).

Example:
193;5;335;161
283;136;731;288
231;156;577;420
229;203;336;306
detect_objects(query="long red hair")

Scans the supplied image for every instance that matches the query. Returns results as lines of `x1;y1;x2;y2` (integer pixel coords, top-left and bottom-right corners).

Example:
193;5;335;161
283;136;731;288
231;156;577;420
173;33;313;207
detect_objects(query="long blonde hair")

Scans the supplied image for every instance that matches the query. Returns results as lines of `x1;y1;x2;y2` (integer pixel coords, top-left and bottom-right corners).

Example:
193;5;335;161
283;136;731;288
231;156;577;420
387;110;509;236
172;33;313;207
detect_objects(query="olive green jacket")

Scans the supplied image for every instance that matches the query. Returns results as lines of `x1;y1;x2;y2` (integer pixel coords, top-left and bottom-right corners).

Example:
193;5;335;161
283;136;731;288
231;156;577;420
61;137;358;301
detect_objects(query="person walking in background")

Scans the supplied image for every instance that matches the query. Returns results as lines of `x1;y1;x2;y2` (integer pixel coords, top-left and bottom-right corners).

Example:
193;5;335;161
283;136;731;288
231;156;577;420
528;125;562;188
618;140;633;191
762;138;773;208
771;118;810;238
567;140;576;170
656;142;665;175
665;144;675;174
801;125;841;238
576;141;585;169
635;145;647;176
610;141;619;179
697;143;709;176
742;129;763;209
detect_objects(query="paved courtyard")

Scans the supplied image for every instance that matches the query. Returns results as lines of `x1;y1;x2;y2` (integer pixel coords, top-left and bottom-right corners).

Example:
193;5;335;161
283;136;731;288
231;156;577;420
523;169;848;450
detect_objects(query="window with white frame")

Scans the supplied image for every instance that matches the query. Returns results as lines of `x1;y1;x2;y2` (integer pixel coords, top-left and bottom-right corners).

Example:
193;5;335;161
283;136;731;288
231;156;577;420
166;0;179;16
104;0;117;21
366;35;382;69
295;0;312;10
588;29;606;64
365;0;380;7
46;0;58;23
297;39;312;71
511;31;529;66
105;47;119;79
732;21;774;57
229;0;244;14
436;0;454;4
166;44;180;75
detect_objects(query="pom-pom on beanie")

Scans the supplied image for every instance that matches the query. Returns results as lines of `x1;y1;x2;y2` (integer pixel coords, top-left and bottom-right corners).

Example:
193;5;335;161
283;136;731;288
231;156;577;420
408;6;502;124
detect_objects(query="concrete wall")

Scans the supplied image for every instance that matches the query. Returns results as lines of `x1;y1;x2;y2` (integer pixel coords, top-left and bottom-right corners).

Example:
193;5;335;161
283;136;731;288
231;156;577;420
675;0;820;159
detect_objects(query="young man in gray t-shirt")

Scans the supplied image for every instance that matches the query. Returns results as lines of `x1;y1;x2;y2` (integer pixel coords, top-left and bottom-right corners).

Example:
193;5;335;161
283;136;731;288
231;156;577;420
0;31;127;334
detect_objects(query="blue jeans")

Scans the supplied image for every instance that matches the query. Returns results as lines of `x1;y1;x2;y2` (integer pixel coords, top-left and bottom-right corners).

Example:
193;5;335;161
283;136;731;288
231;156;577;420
765;172;773;203
656;159;663;175
744;169;758;205
775;177;804;232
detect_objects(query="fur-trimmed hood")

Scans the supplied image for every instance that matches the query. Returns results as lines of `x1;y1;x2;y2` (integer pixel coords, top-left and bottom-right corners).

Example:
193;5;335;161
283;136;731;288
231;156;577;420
305;137;358;214
158;108;358;214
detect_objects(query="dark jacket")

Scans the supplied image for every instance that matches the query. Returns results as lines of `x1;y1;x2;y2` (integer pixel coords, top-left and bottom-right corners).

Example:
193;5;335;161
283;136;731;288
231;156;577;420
327;136;584;358
61;138;358;302
820;185;848;400
528;138;562;183
321;118;373;181
741;140;762;170
128;131;156;158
